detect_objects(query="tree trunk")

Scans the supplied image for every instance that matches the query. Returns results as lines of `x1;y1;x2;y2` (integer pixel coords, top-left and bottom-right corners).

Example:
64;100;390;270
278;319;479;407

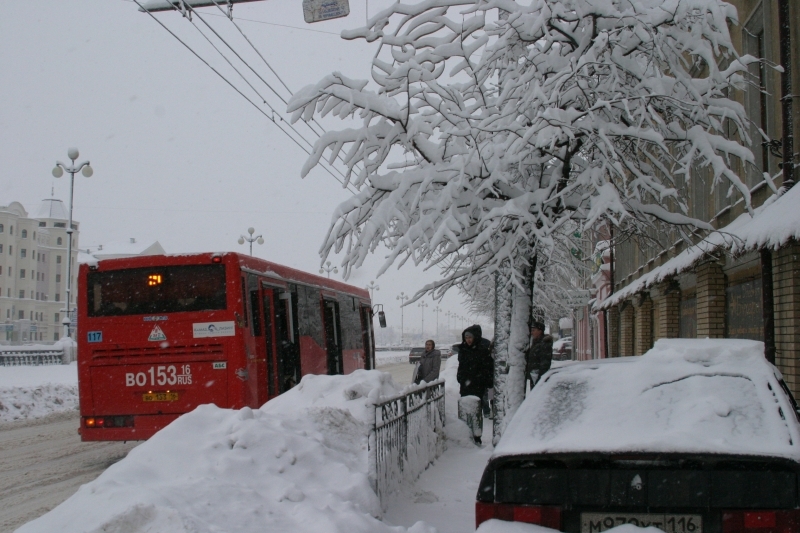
492;249;537;444
492;268;513;445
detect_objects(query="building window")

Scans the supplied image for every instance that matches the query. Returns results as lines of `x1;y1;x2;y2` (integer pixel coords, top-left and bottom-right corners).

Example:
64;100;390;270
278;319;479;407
55;274;61;283
8;246;11;254
29;311;33;320
20;249;26;258
57;237;63;246
5;309;8;318
32;231;36;240
6;267;10;276
19;290;24;299
54;222;65;228
56;255;62;264
19;269;25;279
0;245;3;254
744;3;774;187
9;226;12;235
54;333;58;341
39;221;45;227
55;293;60;302
55;313;60;323
18;310;23;319
0;224;3;233
41;253;45;261
21;229;26;238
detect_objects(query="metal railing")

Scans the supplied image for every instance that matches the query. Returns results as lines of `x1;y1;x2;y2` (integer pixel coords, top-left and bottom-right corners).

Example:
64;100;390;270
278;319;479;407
0;348;66;366
370;380;445;507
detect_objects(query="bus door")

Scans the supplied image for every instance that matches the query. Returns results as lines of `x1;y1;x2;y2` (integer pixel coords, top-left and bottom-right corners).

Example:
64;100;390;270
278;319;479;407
360;305;374;370
276;289;300;393
323;299;343;375
260;286;278;400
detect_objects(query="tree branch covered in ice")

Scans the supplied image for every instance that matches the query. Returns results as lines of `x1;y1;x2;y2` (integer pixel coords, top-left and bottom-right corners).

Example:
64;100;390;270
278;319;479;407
289;0;756;296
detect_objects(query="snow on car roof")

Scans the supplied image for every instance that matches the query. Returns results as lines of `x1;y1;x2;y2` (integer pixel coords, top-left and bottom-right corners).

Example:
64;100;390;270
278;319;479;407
494;339;800;461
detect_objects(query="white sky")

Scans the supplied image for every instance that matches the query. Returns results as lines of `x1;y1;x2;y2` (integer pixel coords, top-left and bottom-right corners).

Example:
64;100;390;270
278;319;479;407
0;0;486;341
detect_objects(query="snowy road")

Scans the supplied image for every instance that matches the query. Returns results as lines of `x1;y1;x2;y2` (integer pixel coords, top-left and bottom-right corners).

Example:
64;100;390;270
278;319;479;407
0;411;138;533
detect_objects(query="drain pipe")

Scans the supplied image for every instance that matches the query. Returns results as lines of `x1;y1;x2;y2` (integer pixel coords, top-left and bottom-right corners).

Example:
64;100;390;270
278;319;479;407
763;0;794;365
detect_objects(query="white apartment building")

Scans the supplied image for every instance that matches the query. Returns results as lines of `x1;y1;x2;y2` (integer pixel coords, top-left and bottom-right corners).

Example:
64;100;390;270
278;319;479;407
0;199;78;343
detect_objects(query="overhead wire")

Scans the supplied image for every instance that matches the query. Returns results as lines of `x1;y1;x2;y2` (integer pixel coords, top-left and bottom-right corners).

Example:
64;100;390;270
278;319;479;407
129;0;359;192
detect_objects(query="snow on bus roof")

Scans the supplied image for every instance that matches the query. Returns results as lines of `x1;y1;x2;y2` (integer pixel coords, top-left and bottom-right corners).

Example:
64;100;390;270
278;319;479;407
493;339;800;461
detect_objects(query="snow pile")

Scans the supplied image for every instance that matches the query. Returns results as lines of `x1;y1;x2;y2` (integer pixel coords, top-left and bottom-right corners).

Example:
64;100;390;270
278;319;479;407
0;362;78;423
376;350;411;365
495;339;800;460
16;369;439;533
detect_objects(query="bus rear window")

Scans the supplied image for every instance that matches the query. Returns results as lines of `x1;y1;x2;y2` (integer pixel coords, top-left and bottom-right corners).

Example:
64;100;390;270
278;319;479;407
87;264;227;317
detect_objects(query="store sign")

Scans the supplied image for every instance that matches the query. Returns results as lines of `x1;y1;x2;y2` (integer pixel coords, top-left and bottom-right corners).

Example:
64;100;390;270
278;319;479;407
303;0;349;23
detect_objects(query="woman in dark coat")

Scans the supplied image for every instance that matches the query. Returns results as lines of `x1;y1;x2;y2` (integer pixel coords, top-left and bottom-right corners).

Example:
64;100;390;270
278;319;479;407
456;325;493;444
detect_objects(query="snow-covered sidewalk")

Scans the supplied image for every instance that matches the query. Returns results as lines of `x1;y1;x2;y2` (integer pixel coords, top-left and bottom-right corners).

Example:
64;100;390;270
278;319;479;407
0;362;78;423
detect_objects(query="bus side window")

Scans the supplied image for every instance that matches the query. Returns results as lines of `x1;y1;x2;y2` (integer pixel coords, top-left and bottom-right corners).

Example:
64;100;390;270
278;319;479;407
239;277;248;328
248;274;261;336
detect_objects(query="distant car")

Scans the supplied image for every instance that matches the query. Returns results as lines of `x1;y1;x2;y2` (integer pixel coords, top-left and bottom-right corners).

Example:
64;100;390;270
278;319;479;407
408;347;425;364
476;338;800;533
552;336;573;361
439;347;452;359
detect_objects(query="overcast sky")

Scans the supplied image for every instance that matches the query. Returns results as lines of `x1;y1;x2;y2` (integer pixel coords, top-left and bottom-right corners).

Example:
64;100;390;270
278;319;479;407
0;0;486;342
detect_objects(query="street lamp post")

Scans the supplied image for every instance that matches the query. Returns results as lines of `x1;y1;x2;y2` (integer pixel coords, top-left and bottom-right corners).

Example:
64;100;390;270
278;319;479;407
433;306;441;339
52;148;93;339
319;261;338;278
238;227;264;256
417;301;428;340
366;281;379;300
396;292;409;345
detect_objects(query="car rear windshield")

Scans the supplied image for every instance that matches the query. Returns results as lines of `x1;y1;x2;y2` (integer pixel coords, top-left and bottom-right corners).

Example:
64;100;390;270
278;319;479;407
87;264;227;317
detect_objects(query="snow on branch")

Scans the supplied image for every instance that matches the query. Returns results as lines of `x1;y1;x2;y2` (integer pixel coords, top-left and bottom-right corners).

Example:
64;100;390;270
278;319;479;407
288;0;758;298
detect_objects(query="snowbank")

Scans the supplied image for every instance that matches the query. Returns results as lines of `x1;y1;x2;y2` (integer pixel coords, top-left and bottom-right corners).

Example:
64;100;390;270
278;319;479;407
0;362;78;423
494;339;800;460
15;369;439;533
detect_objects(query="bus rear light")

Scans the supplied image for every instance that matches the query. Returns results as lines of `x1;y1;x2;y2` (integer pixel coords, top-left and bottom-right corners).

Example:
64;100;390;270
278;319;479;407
723;510;800;532
476;502;561;529
212;256;222;263
84;416;134;429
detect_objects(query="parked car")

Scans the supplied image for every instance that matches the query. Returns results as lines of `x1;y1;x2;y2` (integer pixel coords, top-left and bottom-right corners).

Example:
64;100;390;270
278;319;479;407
439;346;452;359
408;347;426;364
552;336;573;361
476;338;800;533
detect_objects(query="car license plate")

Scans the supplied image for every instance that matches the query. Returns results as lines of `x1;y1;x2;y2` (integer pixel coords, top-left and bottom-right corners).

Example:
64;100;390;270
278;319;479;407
581;513;702;533
142;392;179;402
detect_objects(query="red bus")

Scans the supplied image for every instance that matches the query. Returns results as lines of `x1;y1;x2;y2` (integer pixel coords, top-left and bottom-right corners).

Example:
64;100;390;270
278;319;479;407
77;252;376;441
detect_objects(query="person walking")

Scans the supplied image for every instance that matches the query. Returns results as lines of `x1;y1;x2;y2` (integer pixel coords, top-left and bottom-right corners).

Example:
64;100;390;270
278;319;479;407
456;325;493;445
525;321;553;391
413;340;442;384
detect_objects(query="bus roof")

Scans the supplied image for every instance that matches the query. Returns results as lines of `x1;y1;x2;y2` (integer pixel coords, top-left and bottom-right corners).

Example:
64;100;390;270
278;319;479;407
81;252;370;301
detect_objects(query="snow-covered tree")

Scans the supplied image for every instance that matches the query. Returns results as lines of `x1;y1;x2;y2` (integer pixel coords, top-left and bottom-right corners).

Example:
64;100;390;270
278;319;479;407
288;0;759;440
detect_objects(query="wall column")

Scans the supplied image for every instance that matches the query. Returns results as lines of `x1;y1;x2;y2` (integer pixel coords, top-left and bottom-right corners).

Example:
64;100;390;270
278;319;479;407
652;281;680;340
607;305;620;357
696;261;726;338
773;243;800;398
619;302;634;357
633;293;653;355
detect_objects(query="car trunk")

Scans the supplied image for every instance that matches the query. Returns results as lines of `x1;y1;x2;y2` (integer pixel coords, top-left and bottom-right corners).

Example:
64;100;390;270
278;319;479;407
478;454;800;533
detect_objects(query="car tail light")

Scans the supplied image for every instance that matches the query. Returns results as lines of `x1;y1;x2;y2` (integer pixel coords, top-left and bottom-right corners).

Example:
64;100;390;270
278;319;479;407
723;510;800;532
475;502;561;529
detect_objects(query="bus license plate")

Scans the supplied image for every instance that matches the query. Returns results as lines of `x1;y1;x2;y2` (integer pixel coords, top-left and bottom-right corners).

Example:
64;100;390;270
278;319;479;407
581;513;702;533
142;392;179;402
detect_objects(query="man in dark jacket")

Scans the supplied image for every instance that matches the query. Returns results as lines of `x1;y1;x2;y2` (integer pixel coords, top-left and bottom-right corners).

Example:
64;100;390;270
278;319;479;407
414;340;441;384
525;321;553;391
456;325;493;444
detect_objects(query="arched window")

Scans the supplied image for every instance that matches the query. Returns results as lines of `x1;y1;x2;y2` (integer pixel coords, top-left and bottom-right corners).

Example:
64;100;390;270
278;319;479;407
57;237;63;246
21;229;27;238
